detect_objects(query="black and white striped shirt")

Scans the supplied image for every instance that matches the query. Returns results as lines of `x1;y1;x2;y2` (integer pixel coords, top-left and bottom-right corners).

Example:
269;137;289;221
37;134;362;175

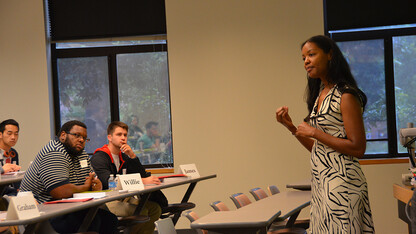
20;140;92;203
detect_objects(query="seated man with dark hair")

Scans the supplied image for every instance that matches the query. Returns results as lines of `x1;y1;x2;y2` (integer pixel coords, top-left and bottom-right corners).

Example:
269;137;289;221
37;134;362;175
0;119;21;175
20;120;118;234
0;119;21;234
91;121;163;234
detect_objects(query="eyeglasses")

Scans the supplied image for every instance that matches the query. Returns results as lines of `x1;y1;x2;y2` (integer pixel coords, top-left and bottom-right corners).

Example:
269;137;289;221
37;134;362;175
66;132;90;142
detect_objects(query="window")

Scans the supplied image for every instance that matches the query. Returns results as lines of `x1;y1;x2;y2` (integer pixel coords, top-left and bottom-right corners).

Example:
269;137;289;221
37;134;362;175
337;39;387;155
52;40;173;168
329;27;416;158
57;56;111;153
393;35;416;153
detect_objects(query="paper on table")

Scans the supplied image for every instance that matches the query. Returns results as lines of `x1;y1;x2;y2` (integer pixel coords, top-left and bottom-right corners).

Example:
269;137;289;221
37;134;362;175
158;174;189;183
43;198;93;204
73;190;118;199
3;171;25;176
0;211;6;221
157;174;187;179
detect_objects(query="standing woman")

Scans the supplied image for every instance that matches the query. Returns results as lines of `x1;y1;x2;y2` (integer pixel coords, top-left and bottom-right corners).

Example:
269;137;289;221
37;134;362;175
276;35;375;233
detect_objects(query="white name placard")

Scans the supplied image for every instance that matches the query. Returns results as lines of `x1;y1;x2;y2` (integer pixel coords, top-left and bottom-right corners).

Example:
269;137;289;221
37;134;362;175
179;164;200;178
6;195;40;220
118;173;144;191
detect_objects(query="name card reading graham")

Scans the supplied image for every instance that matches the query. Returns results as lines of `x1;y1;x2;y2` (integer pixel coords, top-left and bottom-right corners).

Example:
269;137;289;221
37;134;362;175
180;164;200;178
17;204;37;211
7;195;40;220
118;173;144;191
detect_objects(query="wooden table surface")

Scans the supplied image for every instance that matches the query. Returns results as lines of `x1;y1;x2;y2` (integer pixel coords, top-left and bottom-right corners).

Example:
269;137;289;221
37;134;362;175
393;183;413;203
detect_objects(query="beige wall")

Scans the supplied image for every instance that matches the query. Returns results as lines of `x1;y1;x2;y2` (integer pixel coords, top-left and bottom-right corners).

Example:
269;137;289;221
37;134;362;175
0;0;52;168
0;0;410;233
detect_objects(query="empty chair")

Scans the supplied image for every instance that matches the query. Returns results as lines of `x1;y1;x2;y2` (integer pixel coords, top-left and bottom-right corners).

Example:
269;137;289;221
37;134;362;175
210;201;230;211
155;218;177;234
268;185;281;196
182;210;200;222
182;210;208;234
249;187;269;201
229;193;252;209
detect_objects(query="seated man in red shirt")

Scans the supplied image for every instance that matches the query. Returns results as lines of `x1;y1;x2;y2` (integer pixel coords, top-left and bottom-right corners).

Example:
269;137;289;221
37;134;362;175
91;121;163;234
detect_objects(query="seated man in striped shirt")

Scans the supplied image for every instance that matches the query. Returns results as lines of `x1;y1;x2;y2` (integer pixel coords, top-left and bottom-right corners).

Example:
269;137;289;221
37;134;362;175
20;120;118;234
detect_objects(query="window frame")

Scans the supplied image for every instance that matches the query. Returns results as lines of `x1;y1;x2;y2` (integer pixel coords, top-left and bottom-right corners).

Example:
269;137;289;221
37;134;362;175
327;27;416;159
51;42;174;169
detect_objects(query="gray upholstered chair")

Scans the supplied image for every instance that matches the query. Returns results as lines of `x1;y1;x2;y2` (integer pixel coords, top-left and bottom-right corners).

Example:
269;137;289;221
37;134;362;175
182;210;208;234
249;187;269;201
210;200;230;211
268;185;281;196
229;192;252;209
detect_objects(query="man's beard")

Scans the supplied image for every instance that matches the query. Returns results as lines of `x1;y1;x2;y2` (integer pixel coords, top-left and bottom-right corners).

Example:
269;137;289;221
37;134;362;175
62;138;84;157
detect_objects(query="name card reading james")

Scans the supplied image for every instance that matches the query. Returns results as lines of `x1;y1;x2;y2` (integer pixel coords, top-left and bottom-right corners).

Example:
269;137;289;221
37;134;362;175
179;164;200;178
118;173;144;191
7;195;40;220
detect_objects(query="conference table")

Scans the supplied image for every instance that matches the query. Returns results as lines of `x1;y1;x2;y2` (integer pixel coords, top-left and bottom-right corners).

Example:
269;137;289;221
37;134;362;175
0;174;216;234
191;190;311;234
286;179;311;191
0;172;25;196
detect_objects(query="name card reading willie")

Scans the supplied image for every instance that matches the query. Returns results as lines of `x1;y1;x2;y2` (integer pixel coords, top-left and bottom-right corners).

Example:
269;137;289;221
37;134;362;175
179;164;200;178
6;195;40;220
118;173;144;191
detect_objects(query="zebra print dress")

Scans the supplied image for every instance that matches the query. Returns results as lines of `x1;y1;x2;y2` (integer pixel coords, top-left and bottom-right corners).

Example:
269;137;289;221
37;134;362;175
308;85;375;233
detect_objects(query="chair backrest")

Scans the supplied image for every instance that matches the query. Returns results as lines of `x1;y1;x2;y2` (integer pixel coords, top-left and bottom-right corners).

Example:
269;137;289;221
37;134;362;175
155;218;177;234
182;210;200;222
230;193;252;209
249;187;269;201
268;185;281;196
210;201;230;211
182;210;208;234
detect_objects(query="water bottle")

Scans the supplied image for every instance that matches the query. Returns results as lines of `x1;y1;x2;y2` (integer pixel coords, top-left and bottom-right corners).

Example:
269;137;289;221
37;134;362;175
108;175;117;190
